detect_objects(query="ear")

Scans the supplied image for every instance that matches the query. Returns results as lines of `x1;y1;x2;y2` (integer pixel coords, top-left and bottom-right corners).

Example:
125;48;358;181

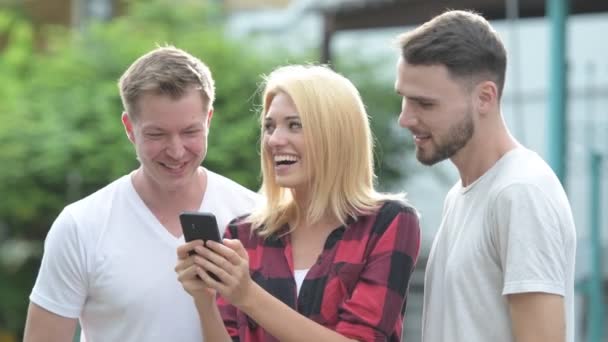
475;81;498;116
206;108;214;127
121;112;136;143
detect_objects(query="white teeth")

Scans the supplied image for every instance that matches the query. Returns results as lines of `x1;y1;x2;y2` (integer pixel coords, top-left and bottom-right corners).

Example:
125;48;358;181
274;155;298;163
164;163;182;169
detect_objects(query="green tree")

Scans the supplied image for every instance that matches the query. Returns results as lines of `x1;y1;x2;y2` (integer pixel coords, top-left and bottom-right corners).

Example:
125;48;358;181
0;0;273;336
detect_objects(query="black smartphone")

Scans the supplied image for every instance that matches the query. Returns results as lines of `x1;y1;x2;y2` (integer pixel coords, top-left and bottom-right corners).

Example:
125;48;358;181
179;211;222;282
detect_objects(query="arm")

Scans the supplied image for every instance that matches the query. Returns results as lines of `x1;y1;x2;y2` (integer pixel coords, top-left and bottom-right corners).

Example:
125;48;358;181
23;303;78;342
334;207;420;339
197;206;420;342
508;292;565;342
494;183;574;342
196;240;357;342
25;209;88;342
175;240;232;342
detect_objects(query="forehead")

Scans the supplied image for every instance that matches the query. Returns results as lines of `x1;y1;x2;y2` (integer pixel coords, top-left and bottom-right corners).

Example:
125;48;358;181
135;90;208;127
265;92;299;119
395;58;465;98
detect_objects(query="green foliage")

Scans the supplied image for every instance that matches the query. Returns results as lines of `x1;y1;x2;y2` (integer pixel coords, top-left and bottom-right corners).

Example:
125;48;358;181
0;0;411;337
333;56;414;191
0;0;272;335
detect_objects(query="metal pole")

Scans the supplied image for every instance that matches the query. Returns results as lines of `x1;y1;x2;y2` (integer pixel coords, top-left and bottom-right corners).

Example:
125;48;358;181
546;0;568;183
587;151;604;342
506;0;525;144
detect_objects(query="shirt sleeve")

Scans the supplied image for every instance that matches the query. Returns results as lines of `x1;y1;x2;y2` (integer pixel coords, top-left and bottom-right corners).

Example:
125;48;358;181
336;206;421;340
493;183;570;296
29;208;88;318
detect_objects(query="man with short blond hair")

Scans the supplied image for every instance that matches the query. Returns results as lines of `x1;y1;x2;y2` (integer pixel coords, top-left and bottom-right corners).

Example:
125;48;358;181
24;46;261;342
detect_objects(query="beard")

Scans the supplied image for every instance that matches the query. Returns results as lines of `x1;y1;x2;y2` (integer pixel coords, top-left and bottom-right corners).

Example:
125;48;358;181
416;110;475;166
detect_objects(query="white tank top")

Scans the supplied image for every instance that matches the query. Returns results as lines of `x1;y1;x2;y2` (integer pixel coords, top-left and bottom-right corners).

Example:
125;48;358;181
294;269;309;296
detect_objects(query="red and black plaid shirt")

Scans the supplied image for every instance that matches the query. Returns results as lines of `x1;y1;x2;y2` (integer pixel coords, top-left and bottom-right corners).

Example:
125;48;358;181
218;200;421;342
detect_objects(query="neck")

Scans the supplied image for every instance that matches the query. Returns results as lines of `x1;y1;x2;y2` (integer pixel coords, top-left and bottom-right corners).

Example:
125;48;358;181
132;167;206;214
452;114;518;187
290;188;341;231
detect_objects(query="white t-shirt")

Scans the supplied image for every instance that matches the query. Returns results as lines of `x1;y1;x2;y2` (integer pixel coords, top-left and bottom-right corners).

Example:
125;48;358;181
422;147;576;342
30;168;261;342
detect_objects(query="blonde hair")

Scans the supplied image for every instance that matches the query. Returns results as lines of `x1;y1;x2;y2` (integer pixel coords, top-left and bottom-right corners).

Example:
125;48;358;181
248;65;403;237
118;45;215;120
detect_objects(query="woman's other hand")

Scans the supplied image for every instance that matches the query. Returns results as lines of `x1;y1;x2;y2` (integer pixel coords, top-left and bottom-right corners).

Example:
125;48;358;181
175;240;217;301
192;239;255;308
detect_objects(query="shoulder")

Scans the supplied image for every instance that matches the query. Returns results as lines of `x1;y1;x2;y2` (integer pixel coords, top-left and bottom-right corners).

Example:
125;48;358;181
206;169;262;202
224;214;254;239
493;148;560;191
53;175;129;243
365;200;419;236
67;175;129;218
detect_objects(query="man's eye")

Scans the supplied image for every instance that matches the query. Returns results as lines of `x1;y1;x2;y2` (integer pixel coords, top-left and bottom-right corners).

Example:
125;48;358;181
146;133;164;138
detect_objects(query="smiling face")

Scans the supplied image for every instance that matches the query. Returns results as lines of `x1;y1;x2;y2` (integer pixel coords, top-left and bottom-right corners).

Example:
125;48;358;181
262;92;309;192
122;87;212;192
395;58;475;166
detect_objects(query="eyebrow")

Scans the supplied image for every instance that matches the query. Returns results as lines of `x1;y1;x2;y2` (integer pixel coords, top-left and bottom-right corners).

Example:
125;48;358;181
264;114;301;121
396;92;436;103
408;96;436;103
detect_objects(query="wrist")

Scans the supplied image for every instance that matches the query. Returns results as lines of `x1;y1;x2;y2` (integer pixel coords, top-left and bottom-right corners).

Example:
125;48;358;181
237;280;261;313
194;295;216;313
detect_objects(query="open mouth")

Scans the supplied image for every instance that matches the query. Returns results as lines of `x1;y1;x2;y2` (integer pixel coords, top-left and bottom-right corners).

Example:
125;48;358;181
274;154;299;167
413;134;431;145
160;161;187;174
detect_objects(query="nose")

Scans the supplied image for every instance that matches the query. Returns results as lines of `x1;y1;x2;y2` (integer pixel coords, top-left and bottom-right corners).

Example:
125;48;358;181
266;128;287;148
166;135;185;159
398;101;417;129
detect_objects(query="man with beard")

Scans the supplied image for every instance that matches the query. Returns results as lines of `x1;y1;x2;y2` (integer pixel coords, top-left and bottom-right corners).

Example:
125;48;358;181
394;10;576;342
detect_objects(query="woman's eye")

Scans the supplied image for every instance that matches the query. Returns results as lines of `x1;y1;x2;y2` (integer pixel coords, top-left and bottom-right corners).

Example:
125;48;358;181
263;123;274;133
289;122;302;129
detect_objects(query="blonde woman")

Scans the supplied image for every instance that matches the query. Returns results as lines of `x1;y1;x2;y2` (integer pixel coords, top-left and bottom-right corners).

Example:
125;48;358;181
175;65;420;342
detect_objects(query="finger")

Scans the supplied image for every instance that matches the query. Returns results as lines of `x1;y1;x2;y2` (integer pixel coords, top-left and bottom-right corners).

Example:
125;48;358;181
207;240;246;265
220;239;249;263
193;249;234;277
195;258;231;288
177;240;205;259
174;257;194;273
176;263;200;283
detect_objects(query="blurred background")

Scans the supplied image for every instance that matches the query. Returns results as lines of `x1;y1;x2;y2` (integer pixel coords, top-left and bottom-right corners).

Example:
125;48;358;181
0;0;605;341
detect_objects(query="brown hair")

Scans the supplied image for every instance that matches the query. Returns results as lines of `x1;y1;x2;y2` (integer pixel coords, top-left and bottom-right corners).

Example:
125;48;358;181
118;45;215;119
398;10;507;97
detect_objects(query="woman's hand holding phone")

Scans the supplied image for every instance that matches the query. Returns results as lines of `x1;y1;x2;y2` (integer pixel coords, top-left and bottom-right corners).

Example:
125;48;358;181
175;240;217;301
192;239;257;309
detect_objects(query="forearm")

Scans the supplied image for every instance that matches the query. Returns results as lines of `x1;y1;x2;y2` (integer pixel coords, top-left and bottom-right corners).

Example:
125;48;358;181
194;298;232;342
239;283;356;342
